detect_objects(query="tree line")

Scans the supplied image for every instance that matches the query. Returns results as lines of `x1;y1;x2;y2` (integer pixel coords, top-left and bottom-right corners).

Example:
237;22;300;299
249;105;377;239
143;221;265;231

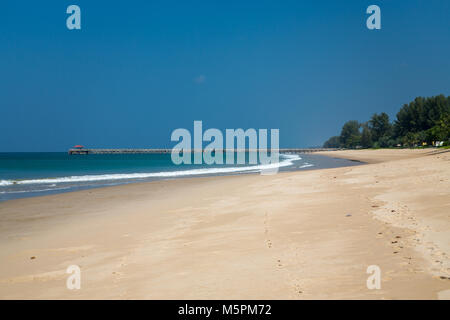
323;94;450;148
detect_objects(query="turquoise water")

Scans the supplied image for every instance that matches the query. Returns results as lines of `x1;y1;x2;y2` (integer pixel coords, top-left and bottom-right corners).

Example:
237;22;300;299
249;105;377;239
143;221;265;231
0;152;360;201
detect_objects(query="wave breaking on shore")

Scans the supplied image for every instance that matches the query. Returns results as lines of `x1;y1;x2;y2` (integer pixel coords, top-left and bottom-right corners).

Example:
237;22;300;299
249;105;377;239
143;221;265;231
0;154;307;189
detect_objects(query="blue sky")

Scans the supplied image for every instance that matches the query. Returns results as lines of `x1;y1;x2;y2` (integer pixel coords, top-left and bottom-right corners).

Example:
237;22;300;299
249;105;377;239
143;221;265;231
1;0;449;151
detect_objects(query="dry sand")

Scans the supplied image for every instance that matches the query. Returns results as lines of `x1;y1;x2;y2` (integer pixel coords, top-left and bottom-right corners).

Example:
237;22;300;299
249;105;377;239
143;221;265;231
0;149;449;299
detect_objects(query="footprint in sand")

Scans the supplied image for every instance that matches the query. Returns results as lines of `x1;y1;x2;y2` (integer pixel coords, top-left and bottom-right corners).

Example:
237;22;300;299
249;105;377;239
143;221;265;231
277;259;283;267
264;212;272;248
293;282;303;295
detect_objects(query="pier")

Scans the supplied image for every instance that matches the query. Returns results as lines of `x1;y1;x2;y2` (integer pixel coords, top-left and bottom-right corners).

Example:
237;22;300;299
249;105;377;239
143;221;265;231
68;148;341;155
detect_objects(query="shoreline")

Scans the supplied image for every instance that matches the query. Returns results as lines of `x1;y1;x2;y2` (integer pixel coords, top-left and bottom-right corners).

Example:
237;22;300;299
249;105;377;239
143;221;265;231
0;153;360;202
0;149;449;299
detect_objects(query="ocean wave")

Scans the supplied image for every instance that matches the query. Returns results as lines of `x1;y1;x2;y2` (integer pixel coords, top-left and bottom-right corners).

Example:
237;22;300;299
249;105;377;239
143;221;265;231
0;154;306;186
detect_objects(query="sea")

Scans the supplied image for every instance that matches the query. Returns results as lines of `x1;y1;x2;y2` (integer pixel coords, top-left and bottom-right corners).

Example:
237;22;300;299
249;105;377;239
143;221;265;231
0;152;361;201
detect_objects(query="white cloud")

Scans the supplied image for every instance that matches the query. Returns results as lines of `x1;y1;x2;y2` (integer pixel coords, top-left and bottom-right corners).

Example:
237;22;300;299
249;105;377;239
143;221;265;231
194;75;206;84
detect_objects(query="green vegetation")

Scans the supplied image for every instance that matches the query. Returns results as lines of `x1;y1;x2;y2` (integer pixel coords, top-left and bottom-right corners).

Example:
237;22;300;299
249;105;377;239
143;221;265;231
323;95;450;148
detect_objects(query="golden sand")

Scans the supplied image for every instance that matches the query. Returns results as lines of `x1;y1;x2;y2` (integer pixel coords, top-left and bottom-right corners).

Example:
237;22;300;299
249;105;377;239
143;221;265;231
0;149;449;299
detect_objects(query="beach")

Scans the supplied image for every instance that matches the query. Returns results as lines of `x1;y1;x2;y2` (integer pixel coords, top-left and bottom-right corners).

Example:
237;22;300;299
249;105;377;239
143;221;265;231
0;149;449;299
